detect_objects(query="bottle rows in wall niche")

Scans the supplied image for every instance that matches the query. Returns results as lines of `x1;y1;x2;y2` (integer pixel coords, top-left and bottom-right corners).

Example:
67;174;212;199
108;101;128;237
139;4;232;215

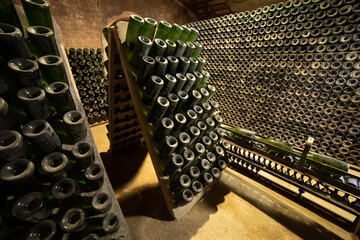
66;47;109;125
124;15;228;206
0;1;122;239
222;139;360;209
185;0;360;164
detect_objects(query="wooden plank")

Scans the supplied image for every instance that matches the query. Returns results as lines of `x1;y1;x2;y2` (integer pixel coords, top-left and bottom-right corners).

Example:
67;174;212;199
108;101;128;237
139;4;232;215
111;24;217;219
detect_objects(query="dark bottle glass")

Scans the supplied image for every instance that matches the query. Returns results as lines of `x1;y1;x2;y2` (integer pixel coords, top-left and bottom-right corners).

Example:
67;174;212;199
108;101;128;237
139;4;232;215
77;213;120;237
182;149;195;166
26;220;61;240
191;42;202;59
22;0;54;30
142;75;164;104
198;88;209;104
174;189;193;206
82;234;101;240
191;180;203;195
193;142;205;159
12;192;52;222
160;74;177;95
27;26;58;57
174;91;188;112
0;97;18;130
206;152;216;165
172;73;187;93
83;163;104;191
63;110;87;143
177;56;190;74
38;55;68;84
22;119;61;153
200;172;213;187
125;15;144;50
196;120;207;138
164;39;176;57
179;25;191;42
0;75;8;96
165;154;184;174
0;130;29;162
52;178;80;205
174;40;186;57
154;118;174;141
187;126;200;145
154;20;171;40
137;56;155;87
148;38;166;58
169;173;191;192
175;132;191;152
153;56;168;76
183;73;196;93
71;141;94;169
165;56;178;75
188;166;200;179
45;82;75;115
183;109;198;129
88;191;112;214
186;90;201;108
205;117;215;134
187;57;199;73
60;208;87;233
197;158;211;173
187;27;199;43
172;113;186;133
195;56;205;72
8;58;42;88
183;42;195;58
130;36;152;68
148;96;169;123
216;159;227;171
159;136;178;159
164;93;179;117
0;24;31;61
0;0;23;33
211;167;221;180
0;159;41;193
41;152;70;180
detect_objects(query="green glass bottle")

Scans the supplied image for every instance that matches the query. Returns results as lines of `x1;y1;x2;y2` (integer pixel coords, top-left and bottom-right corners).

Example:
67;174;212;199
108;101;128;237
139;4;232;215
191;42;202;59
40;152;70;180
0;24;31;62
140;17;157;41
0;0;23;33
187;27;199;43
8;58;42;88
27;26;59;57
167;23;183;42
38;55;68;84
254;136;293;154
223;126;256;139
130;36;152;68
44;82;75;115
125;15;144;50
71;141;94;169
179;25;191;42
21;0;54;30
154;20;171;40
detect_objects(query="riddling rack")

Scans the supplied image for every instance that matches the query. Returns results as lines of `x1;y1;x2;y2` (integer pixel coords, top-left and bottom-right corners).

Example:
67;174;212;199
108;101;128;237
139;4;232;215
107;19;226;218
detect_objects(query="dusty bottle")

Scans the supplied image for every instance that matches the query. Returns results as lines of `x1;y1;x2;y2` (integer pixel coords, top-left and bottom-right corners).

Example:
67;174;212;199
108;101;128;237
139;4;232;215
8;58;42;88
22;0;54;30
0;24;31;61
0;130;29;162
63;110;87;143
45;82;75;115
27;26;58;57
38;55;68;84
125;15;144;50
17;87;51;120
154;20;171;40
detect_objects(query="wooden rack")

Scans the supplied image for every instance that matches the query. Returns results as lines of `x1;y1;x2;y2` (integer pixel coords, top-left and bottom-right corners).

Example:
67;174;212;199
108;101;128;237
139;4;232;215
107;21;218;219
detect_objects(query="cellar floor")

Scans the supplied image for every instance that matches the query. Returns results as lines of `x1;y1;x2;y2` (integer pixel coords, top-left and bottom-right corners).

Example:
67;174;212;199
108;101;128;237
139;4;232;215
91;123;358;240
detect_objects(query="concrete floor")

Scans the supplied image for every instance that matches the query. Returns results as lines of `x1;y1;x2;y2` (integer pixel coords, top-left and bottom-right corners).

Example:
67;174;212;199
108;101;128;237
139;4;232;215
91;123;358;240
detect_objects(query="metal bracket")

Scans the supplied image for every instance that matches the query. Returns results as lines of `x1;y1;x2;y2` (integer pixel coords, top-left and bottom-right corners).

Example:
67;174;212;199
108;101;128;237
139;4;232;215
297;137;314;171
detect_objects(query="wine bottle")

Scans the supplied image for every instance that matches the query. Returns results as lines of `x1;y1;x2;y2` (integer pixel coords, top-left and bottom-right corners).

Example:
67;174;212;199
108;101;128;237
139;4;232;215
8;58;42;88
167;23;183;42
60;208;87;232
140;17;157;41
165;154;184;174
52;177;80;205
63;110;87;143
154;21;171;40
0;159;41;193
137;56;155;87
153;117;174;141
191;180;203;195
40;152;70;180
0;0;23;33
38;55;68;84
27;26;58;57
0;24;31;61
148;96;169;123
26;220;62;240
45;82;76;115
125;15;144;50
21;0;54;30
148;38;166;58
159;136;178;159
130;36;152;68
169;173;191;192
83;163;104;191
22;119;61;153
71;141;94;169
173;188;193;206
0;130;29;162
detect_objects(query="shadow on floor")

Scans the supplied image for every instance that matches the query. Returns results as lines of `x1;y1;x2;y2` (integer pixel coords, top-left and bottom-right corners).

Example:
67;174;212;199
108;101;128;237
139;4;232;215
222;171;344;240
117;179;231;240
100;144;148;189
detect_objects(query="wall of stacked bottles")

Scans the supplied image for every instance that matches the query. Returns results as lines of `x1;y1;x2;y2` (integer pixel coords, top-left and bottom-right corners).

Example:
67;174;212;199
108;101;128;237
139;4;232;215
66;47;109;125
187;0;360;166
0;1;130;239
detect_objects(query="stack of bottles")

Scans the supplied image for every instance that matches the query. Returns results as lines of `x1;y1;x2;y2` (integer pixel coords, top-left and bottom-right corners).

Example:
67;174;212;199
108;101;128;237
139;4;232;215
66;47;109;125
187;0;360;165
0;1;120;239
125;15;228;206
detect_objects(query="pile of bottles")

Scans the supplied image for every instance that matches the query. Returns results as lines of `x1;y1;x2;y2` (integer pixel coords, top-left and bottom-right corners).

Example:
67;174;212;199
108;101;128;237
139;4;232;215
186;0;360;165
66;47;109;125
0;0;121;238
125;15;228;206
